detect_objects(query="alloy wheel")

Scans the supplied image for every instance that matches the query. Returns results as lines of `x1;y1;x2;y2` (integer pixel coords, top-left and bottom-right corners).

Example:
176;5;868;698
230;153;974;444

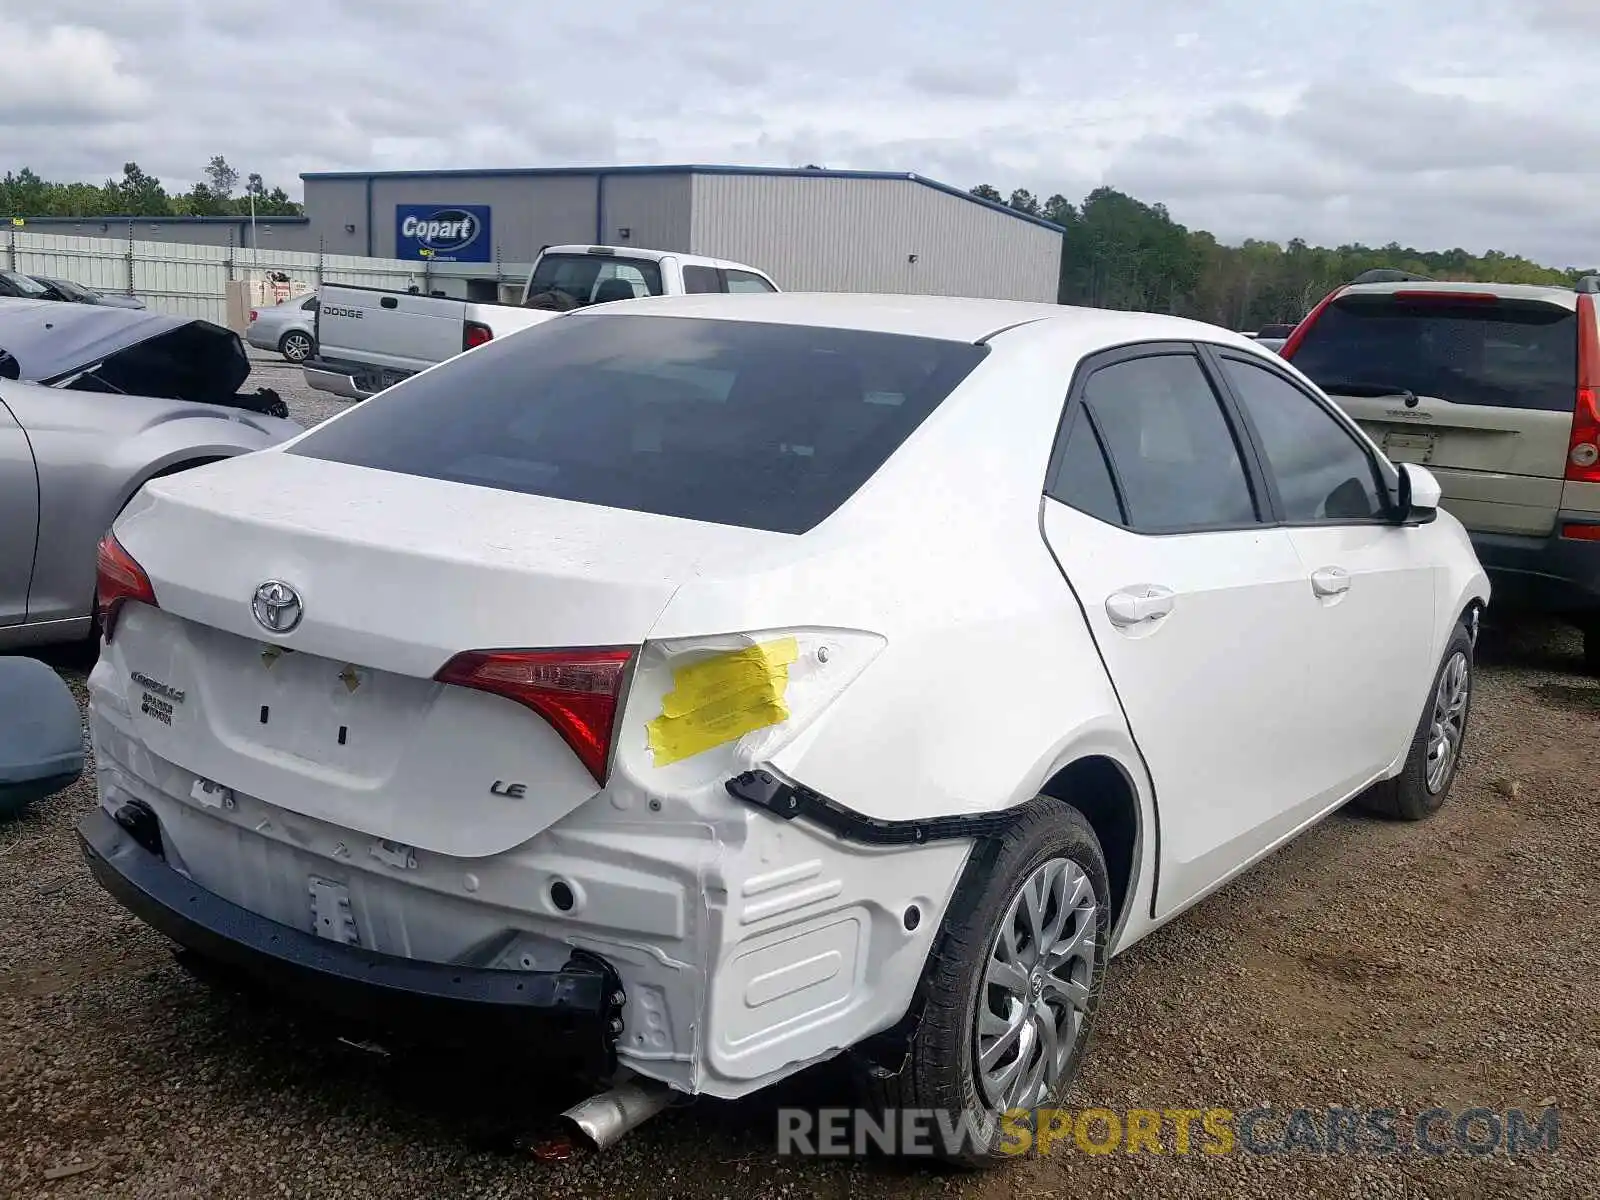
1426;650;1470;794
974;857;1098;1112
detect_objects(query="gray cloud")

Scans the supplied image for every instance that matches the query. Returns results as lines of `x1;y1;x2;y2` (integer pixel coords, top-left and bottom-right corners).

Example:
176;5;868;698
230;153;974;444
905;63;1020;99
1521;0;1600;36
3;0;1600;265
1108;74;1600;264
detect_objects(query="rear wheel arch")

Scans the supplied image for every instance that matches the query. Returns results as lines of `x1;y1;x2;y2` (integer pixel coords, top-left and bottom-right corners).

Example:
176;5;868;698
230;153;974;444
850;751;1147;1083
146;454;229;484
115;454;231;520
1036;754;1143;938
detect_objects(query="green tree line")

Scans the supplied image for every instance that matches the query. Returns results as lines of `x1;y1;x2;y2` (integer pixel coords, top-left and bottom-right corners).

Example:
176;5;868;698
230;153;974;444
974;183;1598;330
1;157;304;221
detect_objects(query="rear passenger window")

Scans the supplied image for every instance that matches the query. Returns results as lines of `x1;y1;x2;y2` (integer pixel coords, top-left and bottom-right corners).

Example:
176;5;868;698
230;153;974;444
1049;408;1123;525
683;266;721;294
1081;354;1258;532
1221;357;1386;523
725;270;777;294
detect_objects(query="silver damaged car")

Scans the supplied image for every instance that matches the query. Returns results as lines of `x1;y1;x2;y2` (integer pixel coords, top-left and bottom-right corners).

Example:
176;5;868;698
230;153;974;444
0;298;301;649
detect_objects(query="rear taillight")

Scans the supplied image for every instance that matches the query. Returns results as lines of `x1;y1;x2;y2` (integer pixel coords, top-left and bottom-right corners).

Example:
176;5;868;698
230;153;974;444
95;533;157;642
249;309;259;323
434;648;634;785
1570;294;1600;484
1278;289;1341;360
463;321;493;351
1561;523;1600;541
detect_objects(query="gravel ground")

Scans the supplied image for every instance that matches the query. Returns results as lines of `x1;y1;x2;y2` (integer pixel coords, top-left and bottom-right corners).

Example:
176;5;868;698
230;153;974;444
1;352;1596;1197
247;347;353;429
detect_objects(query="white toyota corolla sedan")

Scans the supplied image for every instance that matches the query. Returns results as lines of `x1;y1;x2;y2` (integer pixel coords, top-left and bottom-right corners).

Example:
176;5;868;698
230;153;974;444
81;293;1488;1164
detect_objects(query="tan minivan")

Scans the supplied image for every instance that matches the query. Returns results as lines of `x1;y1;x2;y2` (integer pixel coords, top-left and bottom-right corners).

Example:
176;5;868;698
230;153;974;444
1283;274;1600;673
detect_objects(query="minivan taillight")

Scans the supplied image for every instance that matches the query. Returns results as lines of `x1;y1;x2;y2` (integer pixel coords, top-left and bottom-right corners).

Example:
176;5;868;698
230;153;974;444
95;533;157;642
1570;294;1600;484
249;310;259;323
434;648;634;785
463;321;493;351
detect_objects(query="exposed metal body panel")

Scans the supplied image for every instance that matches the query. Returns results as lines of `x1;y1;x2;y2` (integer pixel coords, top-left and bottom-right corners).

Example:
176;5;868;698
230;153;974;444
368;174;597;262
688;173;1062;301
598;173;693;253
10;216;319;252
14;166;1064;305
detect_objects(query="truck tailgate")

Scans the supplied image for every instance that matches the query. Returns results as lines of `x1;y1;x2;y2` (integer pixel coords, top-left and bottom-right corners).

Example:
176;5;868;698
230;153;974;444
317;286;467;374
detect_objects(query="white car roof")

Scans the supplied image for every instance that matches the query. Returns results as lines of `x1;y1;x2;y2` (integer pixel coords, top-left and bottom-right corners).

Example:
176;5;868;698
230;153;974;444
579;290;1263;348
541;245;769;273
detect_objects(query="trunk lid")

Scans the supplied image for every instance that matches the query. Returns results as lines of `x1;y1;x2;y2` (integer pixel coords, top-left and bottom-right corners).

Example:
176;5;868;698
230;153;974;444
107;451;791;857
1288;288;1580;535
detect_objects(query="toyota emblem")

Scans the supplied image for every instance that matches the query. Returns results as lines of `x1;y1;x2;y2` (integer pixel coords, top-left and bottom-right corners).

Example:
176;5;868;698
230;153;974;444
251;580;303;633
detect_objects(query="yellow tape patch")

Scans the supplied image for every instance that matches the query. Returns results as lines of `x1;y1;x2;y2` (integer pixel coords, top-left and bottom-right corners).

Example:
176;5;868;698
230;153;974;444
647;637;797;766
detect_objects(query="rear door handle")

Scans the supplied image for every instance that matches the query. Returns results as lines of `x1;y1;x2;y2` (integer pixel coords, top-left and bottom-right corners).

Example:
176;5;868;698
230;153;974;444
1311;566;1351;597
1106;585;1176;627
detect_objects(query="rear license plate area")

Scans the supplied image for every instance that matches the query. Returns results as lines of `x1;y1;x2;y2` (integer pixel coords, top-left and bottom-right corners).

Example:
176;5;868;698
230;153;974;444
235;645;422;770
1383;431;1436;463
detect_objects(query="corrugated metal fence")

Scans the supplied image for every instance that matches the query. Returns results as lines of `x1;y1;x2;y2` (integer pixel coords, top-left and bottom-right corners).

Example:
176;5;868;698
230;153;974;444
3;226;430;324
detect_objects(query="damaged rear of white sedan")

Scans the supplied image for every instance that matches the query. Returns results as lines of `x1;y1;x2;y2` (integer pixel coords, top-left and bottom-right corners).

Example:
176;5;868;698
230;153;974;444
80;293;1489;1166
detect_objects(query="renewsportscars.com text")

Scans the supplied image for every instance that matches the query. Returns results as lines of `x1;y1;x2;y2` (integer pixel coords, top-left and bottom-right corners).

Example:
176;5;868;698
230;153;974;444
777;1105;1560;1158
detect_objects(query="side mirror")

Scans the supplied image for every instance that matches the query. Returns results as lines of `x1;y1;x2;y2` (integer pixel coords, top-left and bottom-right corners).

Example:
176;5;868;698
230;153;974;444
0;657;85;820
1392;462;1442;525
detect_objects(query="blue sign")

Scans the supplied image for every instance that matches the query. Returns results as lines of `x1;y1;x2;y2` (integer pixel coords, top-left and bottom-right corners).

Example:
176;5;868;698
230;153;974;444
394;204;492;262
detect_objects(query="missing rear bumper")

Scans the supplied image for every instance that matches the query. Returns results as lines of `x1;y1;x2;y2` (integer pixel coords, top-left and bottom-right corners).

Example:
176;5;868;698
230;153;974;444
77;808;623;1072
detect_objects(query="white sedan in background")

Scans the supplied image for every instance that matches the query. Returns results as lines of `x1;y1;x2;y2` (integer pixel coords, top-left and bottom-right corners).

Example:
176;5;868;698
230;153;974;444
79;293;1487;1165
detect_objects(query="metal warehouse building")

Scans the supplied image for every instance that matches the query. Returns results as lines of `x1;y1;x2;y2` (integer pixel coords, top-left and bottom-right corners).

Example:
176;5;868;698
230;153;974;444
297;165;1063;302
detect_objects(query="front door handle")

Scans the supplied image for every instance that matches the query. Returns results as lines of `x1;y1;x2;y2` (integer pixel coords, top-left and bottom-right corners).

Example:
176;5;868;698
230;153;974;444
1106;585;1176;627
1311;566;1351;598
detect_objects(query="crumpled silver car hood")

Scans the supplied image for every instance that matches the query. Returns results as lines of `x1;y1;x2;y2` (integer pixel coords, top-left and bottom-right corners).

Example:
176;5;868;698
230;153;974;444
0;297;251;401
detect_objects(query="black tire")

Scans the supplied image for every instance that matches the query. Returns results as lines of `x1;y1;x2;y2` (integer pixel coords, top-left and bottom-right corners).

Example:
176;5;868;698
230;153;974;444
863;799;1111;1167
279;330;315;363
1357;622;1474;821
1581;620;1600;677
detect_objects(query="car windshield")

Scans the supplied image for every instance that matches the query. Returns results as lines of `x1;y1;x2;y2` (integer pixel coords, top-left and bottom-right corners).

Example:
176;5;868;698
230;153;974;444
44;278;93;301
1292;294;1578;412
524;254;665;308
289;314;989;534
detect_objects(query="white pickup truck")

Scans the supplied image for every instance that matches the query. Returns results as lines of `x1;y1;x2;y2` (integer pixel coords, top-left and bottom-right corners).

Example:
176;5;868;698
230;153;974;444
303;244;780;400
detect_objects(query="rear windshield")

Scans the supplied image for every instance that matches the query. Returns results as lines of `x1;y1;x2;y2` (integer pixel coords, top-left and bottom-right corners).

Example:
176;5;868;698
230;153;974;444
1292;295;1577;412
289;314;988;534
524;254;664;309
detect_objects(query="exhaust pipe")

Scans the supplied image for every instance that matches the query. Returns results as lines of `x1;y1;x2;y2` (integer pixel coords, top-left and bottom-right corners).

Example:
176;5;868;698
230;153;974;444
561;1078;677;1151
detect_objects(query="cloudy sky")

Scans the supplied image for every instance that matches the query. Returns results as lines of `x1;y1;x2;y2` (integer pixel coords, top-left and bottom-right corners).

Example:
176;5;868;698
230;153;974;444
4;0;1599;264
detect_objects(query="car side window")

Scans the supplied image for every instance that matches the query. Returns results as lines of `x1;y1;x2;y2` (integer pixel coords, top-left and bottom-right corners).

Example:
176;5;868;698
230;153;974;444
725;269;777;294
683;266;721;294
1048;407;1124;525
1080;352;1259;532
1219;356;1386;523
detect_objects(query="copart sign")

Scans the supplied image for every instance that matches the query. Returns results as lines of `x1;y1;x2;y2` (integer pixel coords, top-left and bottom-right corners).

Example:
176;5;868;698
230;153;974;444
394;204;492;262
